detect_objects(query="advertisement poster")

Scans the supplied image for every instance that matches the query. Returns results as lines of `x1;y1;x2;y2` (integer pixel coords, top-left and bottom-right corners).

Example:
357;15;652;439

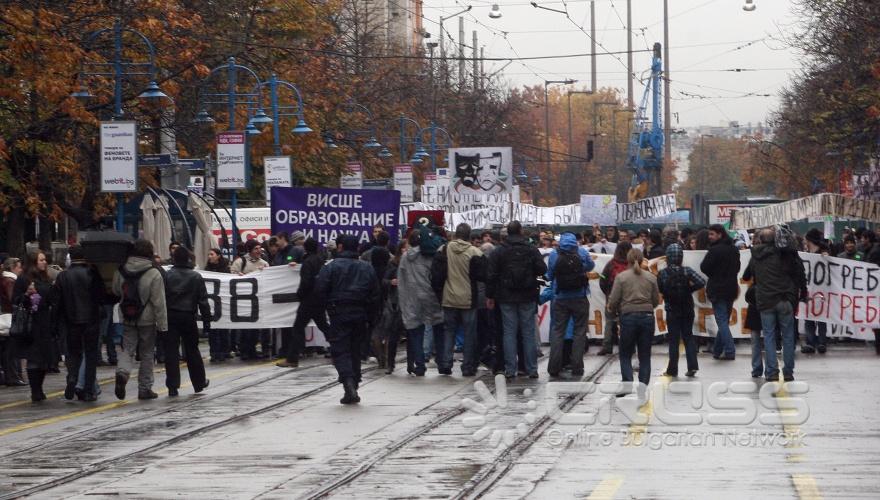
100;121;138;192
216;131;247;189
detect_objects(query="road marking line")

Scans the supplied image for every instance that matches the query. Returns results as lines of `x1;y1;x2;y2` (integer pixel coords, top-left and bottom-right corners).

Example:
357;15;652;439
625;375;670;445
0;361;276;437
587;475;624;500
792;474;823;500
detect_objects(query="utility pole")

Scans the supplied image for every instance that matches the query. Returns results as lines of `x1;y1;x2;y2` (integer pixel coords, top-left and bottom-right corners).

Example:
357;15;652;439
458;17;465;89
440;18;446;86
626;0;634;109
590;0;597;93
473;31;478;91
663;0;672;195
480;47;485;92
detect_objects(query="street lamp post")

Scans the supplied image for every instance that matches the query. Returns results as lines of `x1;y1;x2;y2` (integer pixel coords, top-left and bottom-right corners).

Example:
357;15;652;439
73;20;168;233
194;57;263;250
439;6;473;87
544;79;576;205
254;74;312;157
419;123;453;171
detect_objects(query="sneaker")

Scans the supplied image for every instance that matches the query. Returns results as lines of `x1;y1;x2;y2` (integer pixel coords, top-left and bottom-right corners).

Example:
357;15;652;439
114;373;127;400
685;370;697;378
751;373;762;378
82;393;98;402
783;374;794;382
168;388;179;397
801;345;815;354
438;368;452;375
817;344;827;354
765;374;779;382
138;389;158;400
717;355;735;361
528;373;539;379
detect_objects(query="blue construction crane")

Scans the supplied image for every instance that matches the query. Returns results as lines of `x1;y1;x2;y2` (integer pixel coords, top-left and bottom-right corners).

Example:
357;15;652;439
626;42;664;202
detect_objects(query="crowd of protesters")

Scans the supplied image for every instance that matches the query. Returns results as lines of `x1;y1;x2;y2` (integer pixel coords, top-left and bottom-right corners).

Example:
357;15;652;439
1;221;879;406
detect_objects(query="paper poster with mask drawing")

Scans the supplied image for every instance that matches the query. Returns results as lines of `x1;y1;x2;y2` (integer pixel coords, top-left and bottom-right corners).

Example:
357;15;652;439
448;147;513;195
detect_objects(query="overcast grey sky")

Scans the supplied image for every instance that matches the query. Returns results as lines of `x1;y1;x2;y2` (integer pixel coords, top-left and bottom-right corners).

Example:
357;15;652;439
421;0;800;128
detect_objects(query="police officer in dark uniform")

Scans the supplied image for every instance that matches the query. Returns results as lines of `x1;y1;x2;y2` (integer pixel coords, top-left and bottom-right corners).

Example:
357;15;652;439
316;235;380;404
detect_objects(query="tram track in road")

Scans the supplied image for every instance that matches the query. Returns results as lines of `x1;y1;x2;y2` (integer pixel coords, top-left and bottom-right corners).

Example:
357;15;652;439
453;356;616;499
0;358;328;458
295;370;495;500
296;357;616;500
0;358;399;500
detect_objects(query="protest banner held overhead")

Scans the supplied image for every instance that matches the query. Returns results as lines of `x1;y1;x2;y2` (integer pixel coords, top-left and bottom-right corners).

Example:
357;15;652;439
579;195;617;225
616;193;677;223
448;147;513;195
270;187;400;245
730;193;880;229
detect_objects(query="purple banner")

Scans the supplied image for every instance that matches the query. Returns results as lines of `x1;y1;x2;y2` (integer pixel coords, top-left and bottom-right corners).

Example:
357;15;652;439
270;187;400;245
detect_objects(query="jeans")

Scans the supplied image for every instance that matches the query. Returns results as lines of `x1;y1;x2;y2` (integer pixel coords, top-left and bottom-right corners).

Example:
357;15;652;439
423;324;434;359
290;304;330;362
75;356;101;395
164;310;207;391
499;302;538;377
443;308;477;374
117;324;157;391
749;330;764;377
710;300;737;358
759;301;796;377
666;311;698;375
406;324;442;375
65;323;99;394
548;297;589;375
602;317;618;352
619;312;655;385
804;320;827;349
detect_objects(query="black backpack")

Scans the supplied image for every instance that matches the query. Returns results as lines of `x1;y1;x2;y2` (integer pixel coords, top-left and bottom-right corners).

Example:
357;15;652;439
554;250;587;291
119;266;149;322
663;267;693;315
501;244;537;290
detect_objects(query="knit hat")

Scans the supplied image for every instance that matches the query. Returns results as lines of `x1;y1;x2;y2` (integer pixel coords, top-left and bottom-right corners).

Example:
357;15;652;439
290;230;306;243
805;228;823;246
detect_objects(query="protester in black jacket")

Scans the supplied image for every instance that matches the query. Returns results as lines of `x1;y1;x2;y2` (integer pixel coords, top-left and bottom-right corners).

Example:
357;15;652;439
13;250;57;402
699;224;741;360
54;246;108;401
316;235;381;404
163;246;211;396
278;238;330;368
486;221;547;379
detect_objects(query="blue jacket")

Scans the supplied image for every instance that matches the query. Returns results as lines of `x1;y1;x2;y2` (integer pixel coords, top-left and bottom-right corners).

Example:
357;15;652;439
546;233;595;300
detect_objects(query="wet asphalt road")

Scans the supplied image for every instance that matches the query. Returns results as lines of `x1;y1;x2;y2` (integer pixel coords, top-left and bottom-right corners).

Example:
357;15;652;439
0;340;878;499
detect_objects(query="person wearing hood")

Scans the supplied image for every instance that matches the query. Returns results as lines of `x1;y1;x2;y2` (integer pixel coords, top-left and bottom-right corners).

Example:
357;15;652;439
802;228;829;354
430;223;486;376
398;231;445;376
837;235;864;261
699;224;740;360
163;246;211;396
53;246;109;401
316;235;380;404
112;239;168;400
487;221;547;380
546;232;595;377
750;228;806;382
657;244;705;377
